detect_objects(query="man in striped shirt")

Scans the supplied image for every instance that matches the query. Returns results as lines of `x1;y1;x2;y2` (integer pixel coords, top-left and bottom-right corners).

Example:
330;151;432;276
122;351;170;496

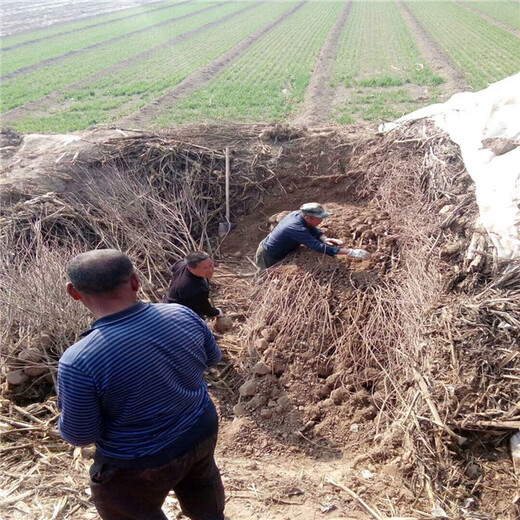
57;249;225;520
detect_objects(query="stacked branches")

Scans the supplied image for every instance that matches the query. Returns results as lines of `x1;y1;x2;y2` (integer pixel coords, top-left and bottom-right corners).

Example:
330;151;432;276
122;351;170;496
354;122;520;515
0;132;275;403
238;121;519;516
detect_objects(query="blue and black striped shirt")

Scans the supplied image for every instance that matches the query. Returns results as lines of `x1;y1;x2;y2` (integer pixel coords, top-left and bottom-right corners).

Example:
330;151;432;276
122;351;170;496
57;301;221;467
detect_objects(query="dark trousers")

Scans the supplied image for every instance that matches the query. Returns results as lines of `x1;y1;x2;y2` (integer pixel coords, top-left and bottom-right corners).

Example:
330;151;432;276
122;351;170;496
90;434;225;520
255;241;277;271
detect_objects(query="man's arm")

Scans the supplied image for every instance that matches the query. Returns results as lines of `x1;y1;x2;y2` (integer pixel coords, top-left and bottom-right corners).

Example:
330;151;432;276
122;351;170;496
184;291;220;317
308;226;323;239
202;321;222;367
58;363;103;446
291;226;340;256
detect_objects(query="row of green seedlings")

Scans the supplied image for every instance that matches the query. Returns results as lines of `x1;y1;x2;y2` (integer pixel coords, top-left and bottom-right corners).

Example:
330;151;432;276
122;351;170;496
332;0;442;88
2;0;183;48
8;2;296;132
330;0;444;124
2;1;207;75
152;1;343;126
460;1;520;31
1;2;249;113
405;0;520;90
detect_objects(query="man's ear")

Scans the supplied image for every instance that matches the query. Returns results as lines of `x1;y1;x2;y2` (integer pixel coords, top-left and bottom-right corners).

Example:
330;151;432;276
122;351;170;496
130;273;140;292
66;282;82;301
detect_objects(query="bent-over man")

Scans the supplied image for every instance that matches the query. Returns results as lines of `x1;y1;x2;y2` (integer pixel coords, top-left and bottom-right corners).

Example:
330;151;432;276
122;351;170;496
58;249;225;520
164;251;222;318
255;202;370;270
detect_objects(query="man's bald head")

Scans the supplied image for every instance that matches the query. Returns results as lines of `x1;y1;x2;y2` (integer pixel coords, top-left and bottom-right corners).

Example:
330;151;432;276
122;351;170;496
67;249;135;295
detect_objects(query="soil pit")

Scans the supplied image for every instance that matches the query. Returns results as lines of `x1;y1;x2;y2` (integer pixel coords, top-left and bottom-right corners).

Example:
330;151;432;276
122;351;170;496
1;123;518;520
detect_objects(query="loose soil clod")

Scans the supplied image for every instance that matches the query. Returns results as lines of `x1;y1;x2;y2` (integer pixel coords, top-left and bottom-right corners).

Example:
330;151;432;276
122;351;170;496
1;122;519;519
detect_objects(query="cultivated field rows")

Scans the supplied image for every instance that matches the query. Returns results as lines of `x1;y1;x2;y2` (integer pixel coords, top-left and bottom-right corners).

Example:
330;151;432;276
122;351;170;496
6;2;299;132
2;1;208;75
153;1;343;125
461;0;520;31
1;2;252;113
2;0;186;48
1;0;167;37
404;0;520;90
1;0;519;130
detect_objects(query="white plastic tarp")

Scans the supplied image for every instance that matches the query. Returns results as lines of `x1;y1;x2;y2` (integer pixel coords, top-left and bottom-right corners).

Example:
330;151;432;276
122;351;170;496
381;73;520;260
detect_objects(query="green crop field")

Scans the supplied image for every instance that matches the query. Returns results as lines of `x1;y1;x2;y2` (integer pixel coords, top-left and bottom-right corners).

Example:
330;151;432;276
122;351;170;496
1;2;254;113
1;1;183;48
154;1;342;125
405;0;520;90
462;0;520;31
2;3;213;74
331;0;444;123
10;2;296;132
1;0;519;132
332;0;441;88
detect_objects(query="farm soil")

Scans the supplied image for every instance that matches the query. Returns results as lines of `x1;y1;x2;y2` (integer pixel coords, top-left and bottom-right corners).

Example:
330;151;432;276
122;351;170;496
0;125;393;520
292;0;353;127
397;0;469;98
457;1;520;39
1;124;517;520
119;2;307;129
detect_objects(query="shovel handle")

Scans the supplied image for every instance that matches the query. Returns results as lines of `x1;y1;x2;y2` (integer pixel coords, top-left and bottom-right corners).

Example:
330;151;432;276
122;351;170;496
225;147;230;223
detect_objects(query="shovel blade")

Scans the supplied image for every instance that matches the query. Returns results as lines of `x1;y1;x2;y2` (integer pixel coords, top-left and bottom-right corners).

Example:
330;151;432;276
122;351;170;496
218;221;236;237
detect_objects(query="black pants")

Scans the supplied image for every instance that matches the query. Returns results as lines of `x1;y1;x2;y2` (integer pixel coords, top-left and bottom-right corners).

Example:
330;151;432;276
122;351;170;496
90;434;225;520
255;241;277;270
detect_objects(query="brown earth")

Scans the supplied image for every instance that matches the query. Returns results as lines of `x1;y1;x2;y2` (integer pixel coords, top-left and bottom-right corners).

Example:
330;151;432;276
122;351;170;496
119;2;306;129
1;123;518;520
292;0;353;127
397;0;470;99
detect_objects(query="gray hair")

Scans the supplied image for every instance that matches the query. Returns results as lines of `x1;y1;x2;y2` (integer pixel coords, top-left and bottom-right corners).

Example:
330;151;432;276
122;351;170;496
185;251;210;268
67;249;134;294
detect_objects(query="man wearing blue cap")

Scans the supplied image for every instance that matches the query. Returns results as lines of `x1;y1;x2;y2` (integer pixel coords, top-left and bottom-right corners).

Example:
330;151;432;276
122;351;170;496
255;202;370;270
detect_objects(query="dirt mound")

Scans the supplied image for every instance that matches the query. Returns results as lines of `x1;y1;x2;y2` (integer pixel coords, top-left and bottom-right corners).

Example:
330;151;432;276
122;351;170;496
216;122;519;519
231;201;396;450
1;122;519;519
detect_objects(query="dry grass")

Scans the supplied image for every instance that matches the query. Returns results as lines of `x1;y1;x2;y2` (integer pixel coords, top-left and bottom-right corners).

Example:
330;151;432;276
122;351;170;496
0;132;279;518
237;122;520;517
0;135;275;403
1;123;519;519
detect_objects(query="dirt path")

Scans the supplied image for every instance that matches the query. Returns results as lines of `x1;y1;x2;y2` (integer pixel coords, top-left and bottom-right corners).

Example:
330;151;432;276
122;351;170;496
2;0;193;52
2;2;260;125
398;0;469;99
457;1;520;38
3;1;227;80
118;2;306;129
187;448;372;520
292;0;352;127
